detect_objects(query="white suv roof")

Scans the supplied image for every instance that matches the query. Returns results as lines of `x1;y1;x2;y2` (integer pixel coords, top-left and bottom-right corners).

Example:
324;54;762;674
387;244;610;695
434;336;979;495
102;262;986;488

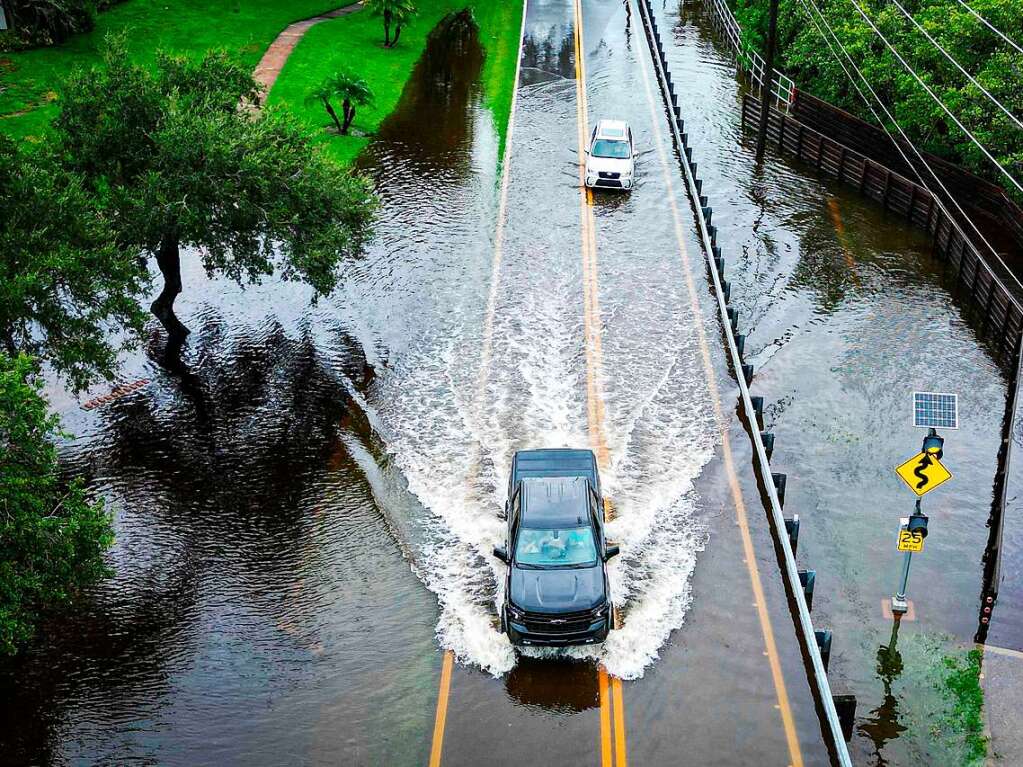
594;119;629;140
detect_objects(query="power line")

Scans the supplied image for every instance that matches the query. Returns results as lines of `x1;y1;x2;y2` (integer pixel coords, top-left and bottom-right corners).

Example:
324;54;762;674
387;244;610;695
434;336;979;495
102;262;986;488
843;0;1023;195
793;0;1023;297
889;0;1023;132
951;0;1023;58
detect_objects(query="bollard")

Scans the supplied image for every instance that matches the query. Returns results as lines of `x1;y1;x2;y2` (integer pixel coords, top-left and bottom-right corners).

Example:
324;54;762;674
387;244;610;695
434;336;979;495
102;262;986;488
714;254;724;275
685;146;693;161
833;695;856;742
785;515;800;555
761;431;775;459
709;225;717;245
712;245;721;261
695;178;702;195
751;395;764;422
772;472;787;507
736;333;746;358
699;195;708;208
742;363;754;385
723;280;731;302
815;629;833;672
681;132;689;147
726;307;738;329
704;207;713;228
690;161;698;177
674;105;681;119
799;569;816;611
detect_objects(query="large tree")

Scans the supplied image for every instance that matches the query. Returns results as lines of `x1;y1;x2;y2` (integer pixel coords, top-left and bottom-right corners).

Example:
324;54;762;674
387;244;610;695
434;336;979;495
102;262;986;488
0;135;148;392
54;38;377;346
0;352;114;656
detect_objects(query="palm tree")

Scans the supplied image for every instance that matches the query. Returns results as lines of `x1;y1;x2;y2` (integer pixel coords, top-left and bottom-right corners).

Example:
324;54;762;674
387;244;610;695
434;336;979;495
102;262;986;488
364;0;417;47
333;70;373;134
306;70;373;135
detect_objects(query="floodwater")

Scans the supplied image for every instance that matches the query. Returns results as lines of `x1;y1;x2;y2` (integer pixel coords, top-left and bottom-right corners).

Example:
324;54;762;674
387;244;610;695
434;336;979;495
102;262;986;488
0;0;1014;766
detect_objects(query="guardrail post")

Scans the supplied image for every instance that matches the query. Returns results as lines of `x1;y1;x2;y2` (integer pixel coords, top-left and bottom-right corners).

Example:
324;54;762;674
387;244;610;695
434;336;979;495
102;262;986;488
772;472;787;507
833;695;857;742
785;515;799;554
761;430;775;459
799;569;816;611
815;629;832;672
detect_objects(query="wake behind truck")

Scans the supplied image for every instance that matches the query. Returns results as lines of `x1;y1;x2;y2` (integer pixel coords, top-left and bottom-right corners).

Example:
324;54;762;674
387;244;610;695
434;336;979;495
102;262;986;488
493;449;619;646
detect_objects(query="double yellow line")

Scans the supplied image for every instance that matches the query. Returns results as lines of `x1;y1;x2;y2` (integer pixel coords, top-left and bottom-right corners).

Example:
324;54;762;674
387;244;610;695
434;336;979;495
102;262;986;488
572;0;629;764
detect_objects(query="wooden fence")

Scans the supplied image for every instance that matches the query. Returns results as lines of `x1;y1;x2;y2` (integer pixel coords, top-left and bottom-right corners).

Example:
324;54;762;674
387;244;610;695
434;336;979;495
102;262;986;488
742;94;1023;366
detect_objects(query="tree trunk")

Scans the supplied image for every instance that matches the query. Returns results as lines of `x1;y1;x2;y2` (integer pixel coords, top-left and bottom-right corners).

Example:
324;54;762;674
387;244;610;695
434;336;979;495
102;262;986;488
151;231;189;342
341;99;355;134
323;98;344;133
391;24;402;47
383;10;391;45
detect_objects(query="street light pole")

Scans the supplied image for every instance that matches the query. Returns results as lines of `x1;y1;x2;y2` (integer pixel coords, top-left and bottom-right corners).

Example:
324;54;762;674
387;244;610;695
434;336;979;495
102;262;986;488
755;0;780;160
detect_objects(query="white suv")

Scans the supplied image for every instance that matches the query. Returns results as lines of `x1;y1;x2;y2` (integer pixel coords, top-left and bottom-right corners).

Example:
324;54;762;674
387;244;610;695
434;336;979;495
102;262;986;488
584;119;635;191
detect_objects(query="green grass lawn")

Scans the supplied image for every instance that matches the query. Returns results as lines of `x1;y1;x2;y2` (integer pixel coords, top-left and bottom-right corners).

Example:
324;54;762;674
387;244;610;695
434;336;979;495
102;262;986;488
267;0;523;166
0;0;347;141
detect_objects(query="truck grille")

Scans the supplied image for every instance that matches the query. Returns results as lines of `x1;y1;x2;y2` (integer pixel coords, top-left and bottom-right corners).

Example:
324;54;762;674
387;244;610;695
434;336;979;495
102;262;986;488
521;608;602;635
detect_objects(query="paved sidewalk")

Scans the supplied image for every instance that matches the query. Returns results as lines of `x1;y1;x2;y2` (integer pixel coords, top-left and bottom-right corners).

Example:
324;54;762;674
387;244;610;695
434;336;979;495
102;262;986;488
253;3;363;94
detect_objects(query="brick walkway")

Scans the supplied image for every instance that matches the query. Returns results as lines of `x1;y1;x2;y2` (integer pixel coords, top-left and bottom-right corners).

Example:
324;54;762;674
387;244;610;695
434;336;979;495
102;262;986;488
253;3;364;94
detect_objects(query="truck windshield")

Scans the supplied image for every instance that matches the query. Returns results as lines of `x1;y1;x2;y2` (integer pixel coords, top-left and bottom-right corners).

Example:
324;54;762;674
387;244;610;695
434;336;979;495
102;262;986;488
514;526;598;568
591;139;630;159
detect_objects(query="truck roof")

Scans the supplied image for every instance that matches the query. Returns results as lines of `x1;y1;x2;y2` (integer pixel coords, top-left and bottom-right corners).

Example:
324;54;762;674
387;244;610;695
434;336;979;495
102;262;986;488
520;476;591;528
511;448;599;487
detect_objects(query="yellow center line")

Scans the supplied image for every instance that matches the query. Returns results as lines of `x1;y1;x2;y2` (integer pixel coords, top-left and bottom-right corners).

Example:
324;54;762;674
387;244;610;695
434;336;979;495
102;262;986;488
631;2;804;764
573;1;626;765
428;650;455;767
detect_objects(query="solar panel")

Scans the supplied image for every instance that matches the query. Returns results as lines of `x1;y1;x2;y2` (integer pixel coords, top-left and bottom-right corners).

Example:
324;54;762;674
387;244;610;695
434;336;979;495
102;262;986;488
913;392;958;429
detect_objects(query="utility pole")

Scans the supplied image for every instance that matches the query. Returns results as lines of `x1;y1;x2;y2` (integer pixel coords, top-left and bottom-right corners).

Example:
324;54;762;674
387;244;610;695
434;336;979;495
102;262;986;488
755;0;780;161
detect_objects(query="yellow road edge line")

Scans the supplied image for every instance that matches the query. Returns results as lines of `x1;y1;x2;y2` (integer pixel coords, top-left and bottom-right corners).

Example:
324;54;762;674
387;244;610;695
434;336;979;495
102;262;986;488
631;3;804;764
428;650;455;767
574;1;626;765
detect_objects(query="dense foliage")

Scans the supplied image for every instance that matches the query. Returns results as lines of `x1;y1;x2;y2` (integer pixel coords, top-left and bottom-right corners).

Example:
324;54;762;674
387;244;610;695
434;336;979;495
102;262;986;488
0;134;148;391
54;37;377;341
0;353;113;655
733;0;1023;195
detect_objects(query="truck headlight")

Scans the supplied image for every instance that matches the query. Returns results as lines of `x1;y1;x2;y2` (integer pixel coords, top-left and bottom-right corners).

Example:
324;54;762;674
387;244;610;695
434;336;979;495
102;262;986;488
507;604;526;620
586;175;597;186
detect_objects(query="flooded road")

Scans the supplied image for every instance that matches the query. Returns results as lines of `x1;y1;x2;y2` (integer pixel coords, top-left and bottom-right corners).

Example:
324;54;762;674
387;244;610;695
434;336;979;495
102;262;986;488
1;0;1015;765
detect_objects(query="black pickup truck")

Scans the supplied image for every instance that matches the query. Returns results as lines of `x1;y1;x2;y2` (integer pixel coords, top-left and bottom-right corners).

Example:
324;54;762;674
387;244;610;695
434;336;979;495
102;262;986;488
493;449;619;646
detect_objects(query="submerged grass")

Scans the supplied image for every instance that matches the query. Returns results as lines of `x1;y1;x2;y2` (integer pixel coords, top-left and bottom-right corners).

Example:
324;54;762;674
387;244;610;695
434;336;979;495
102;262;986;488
267;0;524;166
0;0;346;141
938;648;988;765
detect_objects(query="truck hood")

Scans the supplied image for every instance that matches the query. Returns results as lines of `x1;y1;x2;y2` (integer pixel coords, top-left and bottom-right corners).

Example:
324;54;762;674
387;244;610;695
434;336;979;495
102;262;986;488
510;564;605;613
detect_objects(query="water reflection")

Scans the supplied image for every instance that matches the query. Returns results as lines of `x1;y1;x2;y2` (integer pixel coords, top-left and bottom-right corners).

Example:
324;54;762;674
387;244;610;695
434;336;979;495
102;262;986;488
504;657;599;712
858;620;908;766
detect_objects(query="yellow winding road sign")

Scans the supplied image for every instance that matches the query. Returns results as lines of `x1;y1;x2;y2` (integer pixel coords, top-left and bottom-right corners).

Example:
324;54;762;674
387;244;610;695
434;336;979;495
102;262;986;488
895;451;952;496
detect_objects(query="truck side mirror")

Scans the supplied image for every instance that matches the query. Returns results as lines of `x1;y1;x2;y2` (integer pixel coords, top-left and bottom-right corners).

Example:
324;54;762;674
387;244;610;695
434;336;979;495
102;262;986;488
493;546;509;563
604;544;620;561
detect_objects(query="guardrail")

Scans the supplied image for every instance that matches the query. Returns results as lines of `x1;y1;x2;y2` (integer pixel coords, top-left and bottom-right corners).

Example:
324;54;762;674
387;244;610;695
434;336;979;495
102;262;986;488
703;0;794;110
635;1;854;764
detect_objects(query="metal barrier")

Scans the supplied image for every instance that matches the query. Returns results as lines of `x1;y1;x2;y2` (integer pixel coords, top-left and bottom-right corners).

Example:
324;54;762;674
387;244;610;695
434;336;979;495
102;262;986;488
703;0;794;110
635;1;854;763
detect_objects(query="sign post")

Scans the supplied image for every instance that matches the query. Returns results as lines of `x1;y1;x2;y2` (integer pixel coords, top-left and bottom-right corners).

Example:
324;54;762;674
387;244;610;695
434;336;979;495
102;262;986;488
890;393;956;616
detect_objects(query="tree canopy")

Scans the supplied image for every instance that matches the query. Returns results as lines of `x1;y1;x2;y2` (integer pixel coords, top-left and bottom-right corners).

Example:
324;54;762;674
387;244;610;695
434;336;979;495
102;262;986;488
55;37;377;344
0;134;148;391
734;0;1023;199
0;352;113;656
